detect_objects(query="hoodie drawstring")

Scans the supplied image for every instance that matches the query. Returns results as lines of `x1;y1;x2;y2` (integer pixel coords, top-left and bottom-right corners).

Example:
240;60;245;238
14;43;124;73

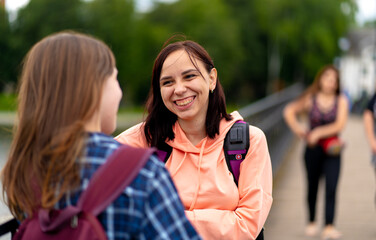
170;151;187;178
188;138;207;211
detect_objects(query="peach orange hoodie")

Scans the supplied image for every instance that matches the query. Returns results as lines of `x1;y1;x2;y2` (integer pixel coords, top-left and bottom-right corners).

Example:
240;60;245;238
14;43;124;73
115;111;273;240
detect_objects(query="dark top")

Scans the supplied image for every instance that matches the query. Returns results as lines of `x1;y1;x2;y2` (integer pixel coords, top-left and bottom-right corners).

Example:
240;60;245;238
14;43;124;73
366;93;376;115
309;95;338;130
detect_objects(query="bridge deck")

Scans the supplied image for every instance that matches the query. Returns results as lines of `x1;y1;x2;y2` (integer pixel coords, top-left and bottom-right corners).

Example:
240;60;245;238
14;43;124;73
264;115;376;239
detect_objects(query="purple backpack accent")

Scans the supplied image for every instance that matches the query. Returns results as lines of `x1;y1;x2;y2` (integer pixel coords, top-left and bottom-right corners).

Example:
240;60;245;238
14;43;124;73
229;161;242;183
156;150;168;162
12;145;155;240
227;149;247;155
223;121;250;185
236;120;246;124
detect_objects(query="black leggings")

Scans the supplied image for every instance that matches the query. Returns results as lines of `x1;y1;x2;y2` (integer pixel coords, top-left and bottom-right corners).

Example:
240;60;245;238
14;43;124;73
304;145;341;225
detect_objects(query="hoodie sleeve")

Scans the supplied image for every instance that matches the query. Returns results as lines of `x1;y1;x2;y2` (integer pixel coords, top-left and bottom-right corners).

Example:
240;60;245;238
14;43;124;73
184;126;273;240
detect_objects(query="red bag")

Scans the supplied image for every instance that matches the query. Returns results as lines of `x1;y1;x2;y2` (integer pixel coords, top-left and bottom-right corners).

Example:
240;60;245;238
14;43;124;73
318;136;344;156
13;145;155;240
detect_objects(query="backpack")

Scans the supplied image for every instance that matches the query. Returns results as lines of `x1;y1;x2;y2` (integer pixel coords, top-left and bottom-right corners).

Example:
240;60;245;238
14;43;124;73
158;120;264;240
3;145;155;240
223;121;250;186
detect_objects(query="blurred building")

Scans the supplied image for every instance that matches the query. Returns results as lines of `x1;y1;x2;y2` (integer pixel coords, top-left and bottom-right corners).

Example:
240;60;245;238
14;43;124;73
339;28;376;103
0;0;4;8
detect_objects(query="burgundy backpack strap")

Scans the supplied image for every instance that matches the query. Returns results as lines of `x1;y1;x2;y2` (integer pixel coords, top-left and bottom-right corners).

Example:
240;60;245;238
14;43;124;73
77;145;156;216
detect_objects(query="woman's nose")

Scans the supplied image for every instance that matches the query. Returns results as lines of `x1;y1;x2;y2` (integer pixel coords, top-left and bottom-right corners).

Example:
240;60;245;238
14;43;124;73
174;81;187;95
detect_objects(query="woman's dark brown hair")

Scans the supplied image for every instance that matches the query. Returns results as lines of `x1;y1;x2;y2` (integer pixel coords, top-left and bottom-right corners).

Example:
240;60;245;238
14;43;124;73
144;39;232;149
1;31;116;220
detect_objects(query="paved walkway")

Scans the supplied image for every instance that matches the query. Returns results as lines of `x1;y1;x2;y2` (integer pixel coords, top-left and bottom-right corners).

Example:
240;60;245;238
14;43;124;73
264;115;376;239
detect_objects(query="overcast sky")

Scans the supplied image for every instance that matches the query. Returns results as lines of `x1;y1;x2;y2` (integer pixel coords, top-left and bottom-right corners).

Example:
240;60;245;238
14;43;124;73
5;0;376;24
5;0;175;13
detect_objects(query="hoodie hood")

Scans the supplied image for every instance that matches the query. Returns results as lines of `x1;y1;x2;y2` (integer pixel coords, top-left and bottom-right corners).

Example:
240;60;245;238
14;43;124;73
168;111;244;154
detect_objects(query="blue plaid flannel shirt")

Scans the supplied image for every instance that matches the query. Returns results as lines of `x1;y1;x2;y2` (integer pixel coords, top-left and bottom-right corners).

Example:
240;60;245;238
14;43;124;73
57;132;201;240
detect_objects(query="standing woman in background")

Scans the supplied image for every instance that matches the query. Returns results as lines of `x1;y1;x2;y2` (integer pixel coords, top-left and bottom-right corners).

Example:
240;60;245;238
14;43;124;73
284;65;348;239
116;38;273;240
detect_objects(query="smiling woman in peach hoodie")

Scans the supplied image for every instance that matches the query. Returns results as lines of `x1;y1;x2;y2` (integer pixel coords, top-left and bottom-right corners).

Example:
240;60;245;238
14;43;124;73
116;38;273;240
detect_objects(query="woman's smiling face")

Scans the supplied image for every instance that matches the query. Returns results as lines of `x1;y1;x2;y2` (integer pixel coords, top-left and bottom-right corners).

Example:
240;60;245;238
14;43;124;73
319;68;338;95
159;49;216;123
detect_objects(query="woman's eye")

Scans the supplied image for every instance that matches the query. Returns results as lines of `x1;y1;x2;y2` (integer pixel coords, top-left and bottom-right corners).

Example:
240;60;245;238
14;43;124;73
185;74;196;79
161;80;172;86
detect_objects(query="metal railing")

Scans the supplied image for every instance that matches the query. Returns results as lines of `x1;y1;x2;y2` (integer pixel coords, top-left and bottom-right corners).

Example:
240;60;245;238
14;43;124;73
239;83;304;175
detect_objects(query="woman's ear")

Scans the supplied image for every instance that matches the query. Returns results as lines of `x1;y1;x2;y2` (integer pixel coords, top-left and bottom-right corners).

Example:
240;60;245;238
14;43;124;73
209;68;217;91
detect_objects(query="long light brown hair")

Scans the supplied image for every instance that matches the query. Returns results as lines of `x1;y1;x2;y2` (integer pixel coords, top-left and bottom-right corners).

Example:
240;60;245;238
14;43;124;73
1;31;116;220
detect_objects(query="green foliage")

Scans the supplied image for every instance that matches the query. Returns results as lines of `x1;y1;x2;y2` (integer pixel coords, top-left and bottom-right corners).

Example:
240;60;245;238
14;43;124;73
1;0;86;90
82;0;138;103
0;93;17;111
0;0;359;107
364;20;376;28
14;0;84;48
0;8;18;89
251;0;357;87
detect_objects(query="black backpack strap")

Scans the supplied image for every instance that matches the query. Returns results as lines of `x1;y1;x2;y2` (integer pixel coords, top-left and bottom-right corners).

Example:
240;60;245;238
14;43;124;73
223;121;250;186
223;122;265;240
257;228;264;240
0;217;19;237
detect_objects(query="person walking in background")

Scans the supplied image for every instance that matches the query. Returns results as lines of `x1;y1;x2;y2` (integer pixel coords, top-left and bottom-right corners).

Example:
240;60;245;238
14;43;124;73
362;91;376;204
1;31;201;240
283;65;348;239
115;38;273;240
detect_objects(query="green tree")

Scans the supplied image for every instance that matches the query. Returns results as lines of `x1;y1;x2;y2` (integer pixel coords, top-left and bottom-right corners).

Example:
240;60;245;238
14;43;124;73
0;7;15;90
1;0;358;106
223;0;269;101
14;0;84;50
254;0;357;88
120;17;166;105
4;0;85;93
225;0;357;97
364;20;376;28
83;0;137;105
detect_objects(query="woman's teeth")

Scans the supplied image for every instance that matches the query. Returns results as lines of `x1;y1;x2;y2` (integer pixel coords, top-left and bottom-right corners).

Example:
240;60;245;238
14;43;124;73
176;97;193;106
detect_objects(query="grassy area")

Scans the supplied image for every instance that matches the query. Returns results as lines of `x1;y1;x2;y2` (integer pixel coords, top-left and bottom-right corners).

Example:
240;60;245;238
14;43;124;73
0;94;17;111
226;104;242;113
0;93;145;113
117;104;145;114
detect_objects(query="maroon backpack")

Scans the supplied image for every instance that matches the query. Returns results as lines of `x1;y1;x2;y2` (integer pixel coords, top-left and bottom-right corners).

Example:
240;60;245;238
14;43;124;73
12;145;155;240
